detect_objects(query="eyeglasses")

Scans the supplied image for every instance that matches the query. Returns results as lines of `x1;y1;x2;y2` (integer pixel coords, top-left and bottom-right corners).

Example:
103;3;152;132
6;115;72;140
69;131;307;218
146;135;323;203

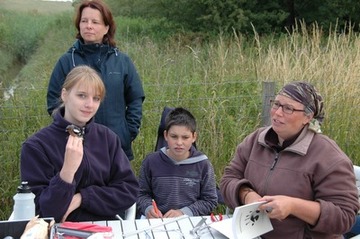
270;100;305;115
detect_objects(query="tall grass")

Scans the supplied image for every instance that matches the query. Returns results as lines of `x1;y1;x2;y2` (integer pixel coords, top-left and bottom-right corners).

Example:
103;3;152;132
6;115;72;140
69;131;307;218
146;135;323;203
1;11;360;220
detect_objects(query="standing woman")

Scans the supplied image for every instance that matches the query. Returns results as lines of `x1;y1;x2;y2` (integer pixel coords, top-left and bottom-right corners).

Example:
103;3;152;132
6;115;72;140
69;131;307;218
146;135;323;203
21;66;139;222
47;0;145;160
220;81;359;238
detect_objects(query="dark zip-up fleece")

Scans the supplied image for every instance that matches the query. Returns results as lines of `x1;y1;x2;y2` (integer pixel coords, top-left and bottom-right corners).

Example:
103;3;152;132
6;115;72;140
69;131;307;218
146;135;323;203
220;125;360;239
20;108;139;222
47;40;145;160
137;146;218;217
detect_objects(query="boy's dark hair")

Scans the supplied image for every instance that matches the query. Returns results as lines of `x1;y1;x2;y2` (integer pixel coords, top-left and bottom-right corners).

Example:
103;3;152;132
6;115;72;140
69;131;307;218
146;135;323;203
165;107;196;133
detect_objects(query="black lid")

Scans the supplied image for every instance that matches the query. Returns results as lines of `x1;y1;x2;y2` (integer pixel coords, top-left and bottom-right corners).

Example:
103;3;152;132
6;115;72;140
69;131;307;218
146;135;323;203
17;181;32;193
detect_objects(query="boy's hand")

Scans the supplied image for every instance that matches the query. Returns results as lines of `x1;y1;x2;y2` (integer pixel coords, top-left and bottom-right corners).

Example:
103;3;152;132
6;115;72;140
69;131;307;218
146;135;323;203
164;209;183;218
147;208;163;219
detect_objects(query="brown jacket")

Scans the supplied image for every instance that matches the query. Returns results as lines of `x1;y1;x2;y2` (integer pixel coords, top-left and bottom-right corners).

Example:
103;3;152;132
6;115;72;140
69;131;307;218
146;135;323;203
220;125;359;239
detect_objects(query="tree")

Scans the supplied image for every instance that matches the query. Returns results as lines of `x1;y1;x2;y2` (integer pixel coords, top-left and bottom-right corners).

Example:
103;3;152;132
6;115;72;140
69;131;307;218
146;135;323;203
106;0;360;35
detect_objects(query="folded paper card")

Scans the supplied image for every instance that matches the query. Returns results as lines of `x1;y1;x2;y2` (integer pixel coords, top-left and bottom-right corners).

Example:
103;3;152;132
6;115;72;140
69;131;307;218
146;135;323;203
209;201;273;239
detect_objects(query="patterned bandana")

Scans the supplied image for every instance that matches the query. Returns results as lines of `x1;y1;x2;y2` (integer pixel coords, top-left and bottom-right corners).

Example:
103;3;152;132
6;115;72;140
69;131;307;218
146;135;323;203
278;81;324;133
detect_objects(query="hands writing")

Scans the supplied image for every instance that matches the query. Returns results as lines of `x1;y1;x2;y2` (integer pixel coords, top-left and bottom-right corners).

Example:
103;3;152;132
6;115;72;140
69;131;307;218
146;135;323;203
147;199;163;219
146;207;183;219
163;209;184;218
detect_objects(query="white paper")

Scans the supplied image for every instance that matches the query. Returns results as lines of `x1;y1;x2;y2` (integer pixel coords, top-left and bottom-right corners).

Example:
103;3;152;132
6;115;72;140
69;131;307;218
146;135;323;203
210;201;273;239
208;218;233;238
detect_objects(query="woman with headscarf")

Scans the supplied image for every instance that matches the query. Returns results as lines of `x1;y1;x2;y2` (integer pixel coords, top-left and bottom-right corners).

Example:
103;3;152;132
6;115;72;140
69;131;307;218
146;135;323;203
220;81;359;238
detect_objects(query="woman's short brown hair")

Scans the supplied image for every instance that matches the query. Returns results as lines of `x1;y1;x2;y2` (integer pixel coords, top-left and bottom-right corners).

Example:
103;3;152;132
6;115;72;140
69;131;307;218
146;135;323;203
74;0;116;47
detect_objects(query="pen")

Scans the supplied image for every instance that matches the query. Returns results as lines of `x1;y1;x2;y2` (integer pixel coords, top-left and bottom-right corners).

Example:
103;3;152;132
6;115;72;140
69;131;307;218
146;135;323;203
152;199;160;217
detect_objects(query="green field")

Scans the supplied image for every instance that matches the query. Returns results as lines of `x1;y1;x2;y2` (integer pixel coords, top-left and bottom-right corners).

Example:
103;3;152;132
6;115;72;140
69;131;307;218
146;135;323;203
1;1;360;221
0;0;73;14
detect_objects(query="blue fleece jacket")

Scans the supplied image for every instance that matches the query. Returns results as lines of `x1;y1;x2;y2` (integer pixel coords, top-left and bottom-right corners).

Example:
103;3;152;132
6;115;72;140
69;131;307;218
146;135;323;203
20;108;139;222
47;40;145;160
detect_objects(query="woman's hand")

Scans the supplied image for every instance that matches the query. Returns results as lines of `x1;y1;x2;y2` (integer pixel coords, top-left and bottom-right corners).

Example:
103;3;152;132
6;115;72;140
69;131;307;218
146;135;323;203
244;191;262;204
259;195;320;225
259;195;292;221
238;186;261;204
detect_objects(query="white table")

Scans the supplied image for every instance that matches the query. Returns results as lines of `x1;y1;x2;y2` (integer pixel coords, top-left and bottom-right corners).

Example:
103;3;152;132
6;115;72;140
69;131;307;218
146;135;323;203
89;216;228;239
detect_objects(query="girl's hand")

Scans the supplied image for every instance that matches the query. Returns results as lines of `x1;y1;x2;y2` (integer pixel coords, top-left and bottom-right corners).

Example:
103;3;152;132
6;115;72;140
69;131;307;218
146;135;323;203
60;135;84;183
61;193;82;222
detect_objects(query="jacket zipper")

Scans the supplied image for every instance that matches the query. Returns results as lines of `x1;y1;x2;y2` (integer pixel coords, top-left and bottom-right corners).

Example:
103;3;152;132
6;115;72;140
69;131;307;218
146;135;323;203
264;151;279;194
270;152;279;170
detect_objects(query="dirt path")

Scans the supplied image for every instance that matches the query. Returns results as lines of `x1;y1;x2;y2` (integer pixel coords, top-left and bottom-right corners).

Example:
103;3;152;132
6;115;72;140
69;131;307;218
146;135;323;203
0;0;73;14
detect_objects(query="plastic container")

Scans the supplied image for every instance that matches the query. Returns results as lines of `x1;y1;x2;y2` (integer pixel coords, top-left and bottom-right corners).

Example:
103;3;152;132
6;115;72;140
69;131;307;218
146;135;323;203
12;181;35;220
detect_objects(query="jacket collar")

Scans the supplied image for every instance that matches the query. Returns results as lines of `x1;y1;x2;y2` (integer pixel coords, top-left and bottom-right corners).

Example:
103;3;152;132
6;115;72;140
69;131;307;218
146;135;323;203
160;145;208;165
258;124;315;156
53;107;95;137
69;39;118;67
71;39;116;55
